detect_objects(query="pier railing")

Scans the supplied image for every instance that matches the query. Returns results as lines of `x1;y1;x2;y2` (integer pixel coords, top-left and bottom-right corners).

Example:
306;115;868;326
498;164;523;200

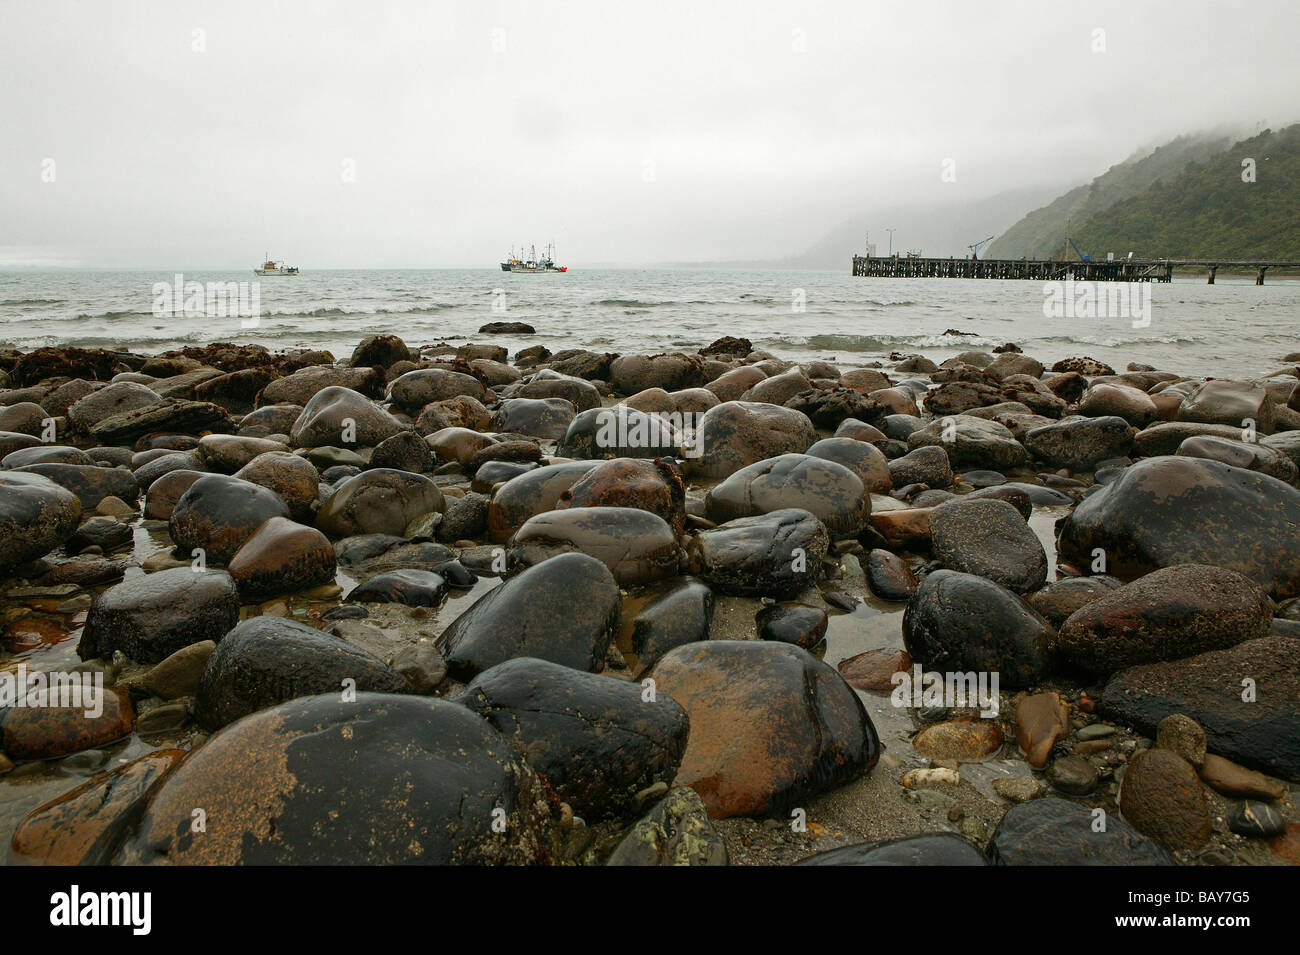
850;255;1300;284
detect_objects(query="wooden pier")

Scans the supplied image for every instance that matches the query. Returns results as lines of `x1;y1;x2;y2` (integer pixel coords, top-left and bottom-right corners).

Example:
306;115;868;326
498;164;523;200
851;255;1300;284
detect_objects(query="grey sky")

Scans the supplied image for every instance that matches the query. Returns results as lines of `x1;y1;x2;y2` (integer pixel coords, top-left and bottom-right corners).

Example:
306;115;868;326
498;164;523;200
2;0;1297;268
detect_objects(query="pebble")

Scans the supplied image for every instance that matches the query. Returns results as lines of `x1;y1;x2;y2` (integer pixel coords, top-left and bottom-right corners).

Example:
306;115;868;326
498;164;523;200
1155;713;1207;767
902;767;960;789
992;776;1045;803
1076;723;1116;741
1227;800;1287;839
1046;755;1099;795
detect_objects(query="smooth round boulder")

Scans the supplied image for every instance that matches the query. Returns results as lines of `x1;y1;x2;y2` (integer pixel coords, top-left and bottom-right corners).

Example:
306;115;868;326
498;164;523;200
1024;416;1134;470
78;567;241;664
902;570;1053;689
1058;455;1300;599
1178;379;1274;434
865;549;918;601
195;616;409;730
805;437;892;493
438;552;621;680
691;401;817;480
1054;564;1272;674
644;640;879;818
687;508;828;598
557;405;685;459
13;462;139;511
345;569;448;607
929;497;1047;594
315;468;445;538
170;473;291;565
756;602;828;649
121;694;551;864
989;797;1173;865
1078;382;1159;427
620;577;715;676
290;385;406;448
556;457;685;533
198;434;289;474
387;368;486;408
459;657;691;822
888;445;953;488
233;451;320;521
907;415;1028;470
508;506;679;587
705;453;867;538
0;471;82;574
226;516;337;600
486;461;598;543
492;397;576;440
1177;435;1298;486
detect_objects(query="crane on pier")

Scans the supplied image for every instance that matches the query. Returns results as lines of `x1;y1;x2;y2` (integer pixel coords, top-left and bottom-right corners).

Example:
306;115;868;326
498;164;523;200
967;235;995;260
1065;237;1091;262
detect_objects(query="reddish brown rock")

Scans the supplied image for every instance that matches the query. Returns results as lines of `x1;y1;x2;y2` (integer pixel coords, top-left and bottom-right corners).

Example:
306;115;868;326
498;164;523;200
913;719;1004;761
0;688;135;761
1119;747;1211;853
837;647;912;692
1015;692;1070;769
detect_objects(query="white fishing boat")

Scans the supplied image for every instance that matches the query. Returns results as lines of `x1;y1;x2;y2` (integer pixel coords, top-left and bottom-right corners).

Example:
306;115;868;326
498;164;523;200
254;254;299;276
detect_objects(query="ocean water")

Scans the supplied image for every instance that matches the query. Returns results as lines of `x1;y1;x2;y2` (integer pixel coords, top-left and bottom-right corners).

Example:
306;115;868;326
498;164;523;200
1;268;1297;378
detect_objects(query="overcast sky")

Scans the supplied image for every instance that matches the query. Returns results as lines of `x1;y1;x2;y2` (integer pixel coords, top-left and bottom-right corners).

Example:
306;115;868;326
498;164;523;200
2;0;1297;268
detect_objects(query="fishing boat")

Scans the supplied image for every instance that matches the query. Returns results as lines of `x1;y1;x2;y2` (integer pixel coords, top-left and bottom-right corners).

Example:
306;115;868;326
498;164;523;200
254;255;299;275
500;243;566;273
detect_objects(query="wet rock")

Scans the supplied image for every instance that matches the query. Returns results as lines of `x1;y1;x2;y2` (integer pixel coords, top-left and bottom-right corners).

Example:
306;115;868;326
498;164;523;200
1055;564;1272;675
929;497;1046;593
79;567;240;664
798;832;987;866
193;367;277;415
907;415;1028;470
465;439;543;476
426;426;497;466
291;385;406;448
141;640;217;699
557;457;686;534
888;445;953;488
315;468;444;538
1078;382;1159;427
687;508;828;599
170;473;291;565
508;506;679;587
142;468;204;520
486;461;598;543
1100;634;1300;782
989;797;1173;865
1058;455;1300;600
492;397;576;440
1177;435;1298;485
197;434;288;473
1118;748;1210;853
65;516;132;553
835;417;887;441
924;379;1004;416
233;451;319;521
36;555;126;588
226;516;337;600
7;749;185;865
459;657;690;822
1;444;94;468
517;371;602;411
606;786;728;865
903;571;1053;689
1024;416;1134;470
837;647;912;691
89;398;232;445
350;334;410;368
1198;754;1287;800
644;640;879;818
345;569;448;607
610;353;706;394
755;602;828;649
13;462;139;511
1046;756;1098;795
0;471;83;574
913;720;1004;761
1228;800;1286;838
705;453;868;538
434;490;488;543
784;388;884;430
388;368;486;409
803;438;892;495
1178;379;1274;434
1014;692;1070;769
1026;576;1122;628
0;689;134;761
557;405;684;459
439;552;621;680
1155;712;1207;767
132;450;204;488
704;365;766;402
621;577;714;675
369;430;437;473
123;694;550;864
66;381;162;432
864;549;918;601
238;403;305;438
690;401;817;480
333;534;453;577
195;616;409;730
0;431;43;458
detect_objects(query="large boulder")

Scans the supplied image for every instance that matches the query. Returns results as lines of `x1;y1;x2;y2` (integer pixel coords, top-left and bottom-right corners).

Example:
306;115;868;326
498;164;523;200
486;460;598;543
1078;382;1159;427
556;457;685;534
902;570;1053;689
1177;435;1298;486
387;368;486;408
492;397;576;440
704;453;868;538
687;508;828;598
988;797;1173;865
169;474;291;565
507;506;679;587
438;552;621;680
78;567;241;664
907;415;1027;470
610;353;706;394
1178;379;1274;434
12;463;139;510
259;365;385;405
1054;564;1273;674
290;385;406;448
459;657;690;822
557;406;685;459
644;641;879;818
1100;634;1300;782
120;694;552;864
1023;416;1134;470
315;468;444;538
226;516;337;600
195;616;409;729
691;401;817;480
0;471;82;574
929;497;1047;593
1057;455;1300;599
805;437;891;493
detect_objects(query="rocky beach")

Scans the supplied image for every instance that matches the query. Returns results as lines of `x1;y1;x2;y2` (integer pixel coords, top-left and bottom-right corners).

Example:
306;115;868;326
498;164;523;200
0;331;1297;866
